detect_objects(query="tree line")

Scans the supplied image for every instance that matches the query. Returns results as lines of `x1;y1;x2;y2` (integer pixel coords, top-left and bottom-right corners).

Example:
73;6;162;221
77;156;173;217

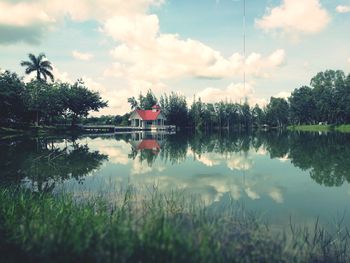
2;54;349;130
0;53;107;126
126;69;350;129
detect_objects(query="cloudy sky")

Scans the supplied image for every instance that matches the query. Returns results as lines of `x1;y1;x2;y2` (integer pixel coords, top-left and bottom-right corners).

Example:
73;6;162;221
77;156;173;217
1;0;350;115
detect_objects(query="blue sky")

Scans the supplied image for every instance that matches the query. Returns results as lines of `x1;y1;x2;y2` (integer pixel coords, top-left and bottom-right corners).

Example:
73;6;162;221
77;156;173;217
0;0;350;115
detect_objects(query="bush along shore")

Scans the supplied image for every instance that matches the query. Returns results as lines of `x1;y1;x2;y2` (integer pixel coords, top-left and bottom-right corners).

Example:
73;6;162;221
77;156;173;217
1;187;349;263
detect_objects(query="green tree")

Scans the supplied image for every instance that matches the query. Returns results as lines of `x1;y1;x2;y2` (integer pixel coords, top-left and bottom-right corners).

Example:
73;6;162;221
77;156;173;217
265;97;289;127
65;80;108;125
139;90;157;110
289;86;316;125
24;79;52;125
333;72;350;123
252;104;265;127
160;92;188;127
0;71;26;122
310;70;346;123
20;53;54;82
189;97;204;130
241;102;252;129
127;97;139;110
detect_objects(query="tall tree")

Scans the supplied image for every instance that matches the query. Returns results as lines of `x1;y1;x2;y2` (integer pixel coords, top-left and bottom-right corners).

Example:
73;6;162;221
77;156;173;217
310;70;343;123
0;71;26;122
20;53;54;82
127;97;138;110
65;80;108;125
265;97;289;127
252;104;265;127
289;86;316;125
160;92;188;127
139;90;157;110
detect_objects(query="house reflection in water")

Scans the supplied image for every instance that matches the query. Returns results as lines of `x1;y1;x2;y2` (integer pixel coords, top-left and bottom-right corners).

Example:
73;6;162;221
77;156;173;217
130;132;166;155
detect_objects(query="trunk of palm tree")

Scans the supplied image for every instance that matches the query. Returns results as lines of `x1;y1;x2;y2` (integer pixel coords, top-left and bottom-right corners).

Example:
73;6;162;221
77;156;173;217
36;71;40;80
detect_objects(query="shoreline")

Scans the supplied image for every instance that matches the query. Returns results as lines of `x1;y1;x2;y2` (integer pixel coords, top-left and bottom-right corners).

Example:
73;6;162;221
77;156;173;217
0;125;84;138
287;124;350;133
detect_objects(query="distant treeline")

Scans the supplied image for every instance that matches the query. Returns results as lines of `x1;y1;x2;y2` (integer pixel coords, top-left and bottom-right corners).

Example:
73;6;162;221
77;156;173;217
122;69;350;129
2;62;350;130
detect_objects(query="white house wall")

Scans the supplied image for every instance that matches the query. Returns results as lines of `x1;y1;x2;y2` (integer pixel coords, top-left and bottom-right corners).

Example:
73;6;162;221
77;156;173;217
129;111;167;128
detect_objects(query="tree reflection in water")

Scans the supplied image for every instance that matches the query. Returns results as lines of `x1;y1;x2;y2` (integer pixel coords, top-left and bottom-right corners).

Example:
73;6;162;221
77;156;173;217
0;137;108;192
1;131;350;192
122;130;350;187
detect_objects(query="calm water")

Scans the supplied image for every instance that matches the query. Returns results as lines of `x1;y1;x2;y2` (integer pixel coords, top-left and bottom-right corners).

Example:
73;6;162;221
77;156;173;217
1;131;350;227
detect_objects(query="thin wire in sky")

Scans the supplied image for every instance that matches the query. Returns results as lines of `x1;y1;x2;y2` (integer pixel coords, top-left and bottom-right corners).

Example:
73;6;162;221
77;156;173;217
243;0;246;100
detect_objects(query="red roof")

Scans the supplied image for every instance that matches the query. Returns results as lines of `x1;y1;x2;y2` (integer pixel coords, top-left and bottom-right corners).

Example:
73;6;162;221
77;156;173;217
152;104;161;109
137;139;161;151
136;109;160;121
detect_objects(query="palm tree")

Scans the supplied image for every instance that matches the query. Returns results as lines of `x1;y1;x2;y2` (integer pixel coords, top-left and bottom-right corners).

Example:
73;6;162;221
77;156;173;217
20;53;54;82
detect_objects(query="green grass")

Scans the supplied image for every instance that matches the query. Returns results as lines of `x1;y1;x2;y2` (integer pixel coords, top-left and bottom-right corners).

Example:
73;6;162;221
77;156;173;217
288;124;350;133
0;187;349;263
287;124;332;132
335;125;350;133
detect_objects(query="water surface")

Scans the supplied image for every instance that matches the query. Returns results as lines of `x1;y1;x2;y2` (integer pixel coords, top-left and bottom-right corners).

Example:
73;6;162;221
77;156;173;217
1;131;350;227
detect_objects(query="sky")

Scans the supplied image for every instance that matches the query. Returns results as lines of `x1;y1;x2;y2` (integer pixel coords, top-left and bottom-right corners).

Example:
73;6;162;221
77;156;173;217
0;0;350;115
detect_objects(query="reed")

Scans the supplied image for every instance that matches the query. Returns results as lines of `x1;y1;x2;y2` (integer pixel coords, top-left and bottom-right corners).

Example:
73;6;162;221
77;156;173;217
0;187;349;263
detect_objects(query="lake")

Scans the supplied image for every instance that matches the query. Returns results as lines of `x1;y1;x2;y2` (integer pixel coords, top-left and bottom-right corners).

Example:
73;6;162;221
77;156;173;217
1;130;350;228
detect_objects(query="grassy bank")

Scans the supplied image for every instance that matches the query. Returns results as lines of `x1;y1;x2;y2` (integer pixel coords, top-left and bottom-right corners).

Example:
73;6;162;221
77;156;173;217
287;124;350;133
335;125;350;133
1;187;349;263
287;125;332;132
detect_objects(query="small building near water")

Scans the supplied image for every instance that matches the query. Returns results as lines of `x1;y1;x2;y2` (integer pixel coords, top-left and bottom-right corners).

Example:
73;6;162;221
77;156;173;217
129;105;167;130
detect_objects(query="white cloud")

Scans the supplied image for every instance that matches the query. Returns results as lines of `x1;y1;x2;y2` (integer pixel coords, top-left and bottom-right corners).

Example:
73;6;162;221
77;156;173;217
277;154;289;162
1;0;163;25
0;1;56;44
348;57;350;65
0;0;163;44
195;82;268;107
196;154;221;167
101;11;285;115
245;187;260;200
83;140;287;205
336;5;350;13
103;14;159;45
103;45;284;114
196;82;254;104
227;156;253;171
52;66;72;83
0;0;287;115
23;65;71;83
268;187;284;203
256;0;330;37
0;2;54;27
84;138;132;165
82;77;106;93
255;147;268;156
49;0;164;22
104;15;286;81
275;91;290;99
72;50;94;61
131;161;166;175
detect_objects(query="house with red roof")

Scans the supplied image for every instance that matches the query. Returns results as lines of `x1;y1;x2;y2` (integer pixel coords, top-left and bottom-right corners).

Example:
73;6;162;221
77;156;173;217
129;105;166;130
